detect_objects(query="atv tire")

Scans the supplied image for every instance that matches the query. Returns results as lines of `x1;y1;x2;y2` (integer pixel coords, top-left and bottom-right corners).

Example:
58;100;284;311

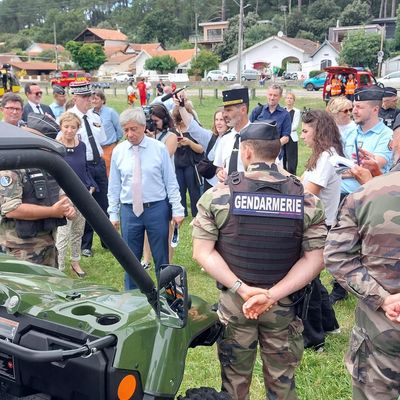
178;387;231;400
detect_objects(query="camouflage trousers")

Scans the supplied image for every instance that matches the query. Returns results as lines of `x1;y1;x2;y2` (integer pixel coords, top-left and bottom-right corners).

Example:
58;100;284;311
217;290;304;400
56;209;85;270
346;300;400;400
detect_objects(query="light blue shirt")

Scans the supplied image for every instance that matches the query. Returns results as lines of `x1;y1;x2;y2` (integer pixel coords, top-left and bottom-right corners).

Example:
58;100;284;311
94;106;123;145
341;119;393;194
108;135;184;221
49;102;65;119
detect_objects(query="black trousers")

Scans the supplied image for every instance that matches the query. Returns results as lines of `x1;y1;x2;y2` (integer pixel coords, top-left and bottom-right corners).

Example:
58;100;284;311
302;275;340;349
283;136;298;175
81;159;109;251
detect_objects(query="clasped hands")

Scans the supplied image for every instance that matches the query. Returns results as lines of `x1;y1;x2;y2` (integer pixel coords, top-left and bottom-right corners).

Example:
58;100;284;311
382;293;400;323
238;283;277;320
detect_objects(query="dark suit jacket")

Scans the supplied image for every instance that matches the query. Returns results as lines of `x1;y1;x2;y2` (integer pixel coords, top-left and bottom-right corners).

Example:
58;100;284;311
22;103;55;122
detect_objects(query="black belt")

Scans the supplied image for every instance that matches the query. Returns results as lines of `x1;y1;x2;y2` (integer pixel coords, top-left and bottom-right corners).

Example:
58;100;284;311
123;199;166;208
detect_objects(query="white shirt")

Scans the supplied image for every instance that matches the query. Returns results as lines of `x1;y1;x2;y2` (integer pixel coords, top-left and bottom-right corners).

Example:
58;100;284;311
302;148;341;226
213;122;250;173
28;100;43;114
286;107;301;142
70;105;107;161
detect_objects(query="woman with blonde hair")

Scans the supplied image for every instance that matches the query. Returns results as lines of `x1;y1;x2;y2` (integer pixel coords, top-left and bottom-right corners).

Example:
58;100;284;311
326;96;356;142
56;112;97;277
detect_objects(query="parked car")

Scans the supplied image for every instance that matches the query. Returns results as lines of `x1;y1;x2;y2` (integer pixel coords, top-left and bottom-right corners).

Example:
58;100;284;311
303;72;327;91
206;70;236;81
241;68;260;81
282;71;299;80
91;81;111;89
322;66;377;102
377;71;400;89
50;70;91;88
112;72;134;83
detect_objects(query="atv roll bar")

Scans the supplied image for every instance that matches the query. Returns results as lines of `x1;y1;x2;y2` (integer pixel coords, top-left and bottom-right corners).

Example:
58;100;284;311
0;335;116;362
0;127;158;309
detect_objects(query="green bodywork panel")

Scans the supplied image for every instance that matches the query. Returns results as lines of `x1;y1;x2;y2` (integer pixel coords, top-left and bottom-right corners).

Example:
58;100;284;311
0;254;219;396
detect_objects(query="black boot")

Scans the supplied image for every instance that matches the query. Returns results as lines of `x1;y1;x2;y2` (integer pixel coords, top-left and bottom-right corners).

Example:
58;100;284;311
329;280;348;305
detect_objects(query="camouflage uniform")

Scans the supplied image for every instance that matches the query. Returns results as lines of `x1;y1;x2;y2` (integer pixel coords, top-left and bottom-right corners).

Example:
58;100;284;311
0;170;58;267
324;171;400;400
192;164;327;400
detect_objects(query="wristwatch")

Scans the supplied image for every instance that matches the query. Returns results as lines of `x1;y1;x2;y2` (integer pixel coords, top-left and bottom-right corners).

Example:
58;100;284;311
229;279;243;294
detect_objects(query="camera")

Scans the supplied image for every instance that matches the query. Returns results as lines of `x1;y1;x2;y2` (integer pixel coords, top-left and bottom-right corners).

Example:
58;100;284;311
143;105;155;132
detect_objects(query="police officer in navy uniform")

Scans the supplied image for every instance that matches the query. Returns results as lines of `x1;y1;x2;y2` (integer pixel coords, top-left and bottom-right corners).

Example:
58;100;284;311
379;86;400;128
192;121;327;400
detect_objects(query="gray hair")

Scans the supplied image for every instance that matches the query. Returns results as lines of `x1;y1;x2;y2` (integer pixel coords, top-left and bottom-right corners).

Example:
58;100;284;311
120;107;146;127
268;83;283;95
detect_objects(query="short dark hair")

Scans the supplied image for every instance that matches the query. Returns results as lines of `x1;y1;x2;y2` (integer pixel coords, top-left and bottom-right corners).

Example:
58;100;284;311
243;139;281;160
93;89;106;104
24;82;40;95
1;93;23;108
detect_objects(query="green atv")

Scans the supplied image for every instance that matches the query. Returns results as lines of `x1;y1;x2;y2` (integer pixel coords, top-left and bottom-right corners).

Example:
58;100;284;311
0;123;226;400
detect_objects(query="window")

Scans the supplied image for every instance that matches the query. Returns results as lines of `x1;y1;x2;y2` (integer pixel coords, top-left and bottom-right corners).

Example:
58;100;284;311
320;59;332;69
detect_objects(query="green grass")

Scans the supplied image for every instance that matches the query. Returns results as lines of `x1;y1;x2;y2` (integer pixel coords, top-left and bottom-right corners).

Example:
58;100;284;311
41;91;353;399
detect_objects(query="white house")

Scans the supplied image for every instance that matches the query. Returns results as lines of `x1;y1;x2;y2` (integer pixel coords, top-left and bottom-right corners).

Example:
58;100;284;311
302;40;340;74
219;36;319;74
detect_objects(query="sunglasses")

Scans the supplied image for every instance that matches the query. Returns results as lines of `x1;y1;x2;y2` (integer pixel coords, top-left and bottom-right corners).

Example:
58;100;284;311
340;108;353;114
3;107;22;112
32;92;43;96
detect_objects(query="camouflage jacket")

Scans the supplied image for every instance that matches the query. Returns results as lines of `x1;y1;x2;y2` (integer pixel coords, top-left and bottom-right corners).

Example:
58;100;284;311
0;169;55;249
192;163;327;253
324;171;400;311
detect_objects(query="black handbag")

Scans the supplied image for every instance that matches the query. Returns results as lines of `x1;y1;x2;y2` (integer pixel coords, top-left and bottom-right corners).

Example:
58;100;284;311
196;134;218;179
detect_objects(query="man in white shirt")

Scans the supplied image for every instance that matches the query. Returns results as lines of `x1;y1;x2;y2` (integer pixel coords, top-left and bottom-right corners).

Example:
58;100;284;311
22;83;55;122
69;81;108;257
214;87;250;181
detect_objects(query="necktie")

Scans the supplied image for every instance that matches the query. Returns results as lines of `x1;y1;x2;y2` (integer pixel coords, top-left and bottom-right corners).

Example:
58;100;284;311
132;145;143;217
36;105;43;114
228;134;240;175
83;115;100;163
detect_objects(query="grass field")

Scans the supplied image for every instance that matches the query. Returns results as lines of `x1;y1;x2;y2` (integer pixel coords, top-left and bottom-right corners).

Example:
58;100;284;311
41;89;354;399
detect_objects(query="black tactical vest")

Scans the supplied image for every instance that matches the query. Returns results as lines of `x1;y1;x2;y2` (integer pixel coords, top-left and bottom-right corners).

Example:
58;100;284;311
15;169;66;239
216;165;304;288
379;107;400;129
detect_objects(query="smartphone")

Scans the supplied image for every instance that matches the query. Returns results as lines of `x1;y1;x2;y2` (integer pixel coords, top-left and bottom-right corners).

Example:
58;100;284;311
355;140;362;165
177;136;184;142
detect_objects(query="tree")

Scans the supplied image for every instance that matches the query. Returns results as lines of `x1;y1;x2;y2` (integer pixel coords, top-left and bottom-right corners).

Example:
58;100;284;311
144;55;178;73
65;41;106;72
394;4;400;50
340;0;370;26
188;50;220;76
339;30;382;73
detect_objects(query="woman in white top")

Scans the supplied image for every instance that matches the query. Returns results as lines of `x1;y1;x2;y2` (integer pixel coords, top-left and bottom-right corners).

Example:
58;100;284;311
300;109;344;350
326;96;356;143
283;92;301;174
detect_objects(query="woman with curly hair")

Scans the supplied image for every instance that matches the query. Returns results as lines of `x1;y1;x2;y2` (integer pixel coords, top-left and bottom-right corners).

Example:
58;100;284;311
300;109;344;351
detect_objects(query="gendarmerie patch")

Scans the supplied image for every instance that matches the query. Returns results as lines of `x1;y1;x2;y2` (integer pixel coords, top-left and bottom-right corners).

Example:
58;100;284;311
0;175;12;187
232;192;304;219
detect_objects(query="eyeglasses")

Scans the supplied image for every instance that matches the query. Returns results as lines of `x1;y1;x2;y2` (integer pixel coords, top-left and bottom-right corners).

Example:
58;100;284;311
3;107;22;112
340;108;353;114
32;92;43;96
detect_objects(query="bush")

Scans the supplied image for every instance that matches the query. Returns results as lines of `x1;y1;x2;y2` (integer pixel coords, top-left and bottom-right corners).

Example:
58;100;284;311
309;70;323;78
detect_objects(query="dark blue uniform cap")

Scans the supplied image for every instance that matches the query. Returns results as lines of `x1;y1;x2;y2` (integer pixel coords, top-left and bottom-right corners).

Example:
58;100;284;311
383;86;397;97
354;85;384;101
241;121;279;141
222;87;249;106
52;85;65;95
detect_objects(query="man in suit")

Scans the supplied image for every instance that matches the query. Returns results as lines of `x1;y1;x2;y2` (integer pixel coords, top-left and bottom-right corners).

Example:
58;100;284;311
22;83;55;122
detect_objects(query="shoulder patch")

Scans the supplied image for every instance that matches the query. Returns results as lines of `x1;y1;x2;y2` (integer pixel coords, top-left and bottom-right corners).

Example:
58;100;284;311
0;175;12;187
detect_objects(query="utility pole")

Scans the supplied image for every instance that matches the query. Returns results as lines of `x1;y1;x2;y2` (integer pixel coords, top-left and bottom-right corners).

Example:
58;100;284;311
194;12;198;61
53;22;59;71
237;0;244;84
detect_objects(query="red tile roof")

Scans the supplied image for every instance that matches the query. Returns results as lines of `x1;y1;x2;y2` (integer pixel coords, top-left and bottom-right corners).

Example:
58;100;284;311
27;43;65;54
86;28;128;41
280;37;319;54
10;61;58;71
143;48;196;64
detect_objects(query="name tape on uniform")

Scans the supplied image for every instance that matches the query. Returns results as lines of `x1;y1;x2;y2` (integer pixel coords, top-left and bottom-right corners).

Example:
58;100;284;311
232;192;304;219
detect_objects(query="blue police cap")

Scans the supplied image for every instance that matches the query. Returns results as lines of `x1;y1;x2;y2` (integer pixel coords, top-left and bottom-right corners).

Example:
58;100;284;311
241;121;279;141
52;85;65;95
383;86;397;97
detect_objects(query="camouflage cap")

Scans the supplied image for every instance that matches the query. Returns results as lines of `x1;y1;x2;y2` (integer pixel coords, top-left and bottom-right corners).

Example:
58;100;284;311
241;121;279;141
